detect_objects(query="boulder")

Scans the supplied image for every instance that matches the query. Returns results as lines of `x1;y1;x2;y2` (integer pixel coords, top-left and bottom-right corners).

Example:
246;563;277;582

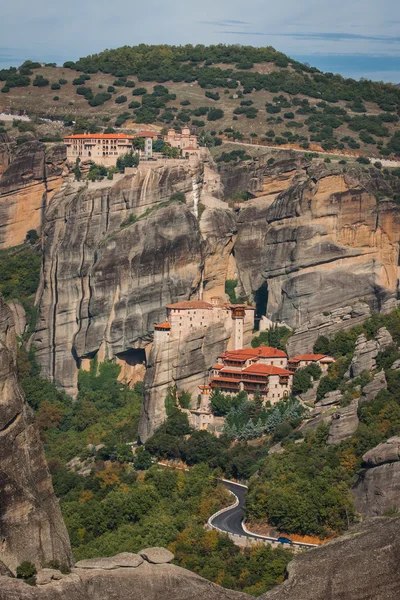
361;370;387;403
326;399;359;446
75;553;144;570
353;438;400;517
362;437;400;467
139;547;175;564
391;358;400;370
353;463;400;517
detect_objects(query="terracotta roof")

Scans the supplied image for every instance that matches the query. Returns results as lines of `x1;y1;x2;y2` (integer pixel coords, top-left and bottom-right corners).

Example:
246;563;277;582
222;346;287;360
243;364;292;376
64;134;134;140
154;321;171;329
289;354;327;362
210;377;240;384
212;364;223;369
135;131;162;137
166;300;213;310
198;385;211;390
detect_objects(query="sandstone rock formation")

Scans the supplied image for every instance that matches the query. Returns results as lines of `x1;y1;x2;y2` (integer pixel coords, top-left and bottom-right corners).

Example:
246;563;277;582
361;370;387;403
326;399;359;445
0;551;250;600
234;161;400;355
0;294;72;572
353;437;400;517
350;327;393;378
25;152;400;433
260;517;400;600
0;142;66;248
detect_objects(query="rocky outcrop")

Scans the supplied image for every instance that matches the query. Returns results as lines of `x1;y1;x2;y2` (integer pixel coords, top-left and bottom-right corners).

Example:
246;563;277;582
353;438;400;517
139;321;233;441
0;550;250;600
300;390;342;432
0;294;72;572
0;141;66;248
362;437;400;466
260;517;400;600
326;399;359;445
350;327;393;378
0;132;12;176
361;370;387;403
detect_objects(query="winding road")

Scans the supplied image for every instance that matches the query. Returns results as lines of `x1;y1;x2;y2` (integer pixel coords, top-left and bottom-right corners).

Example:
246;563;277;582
209;479;318;549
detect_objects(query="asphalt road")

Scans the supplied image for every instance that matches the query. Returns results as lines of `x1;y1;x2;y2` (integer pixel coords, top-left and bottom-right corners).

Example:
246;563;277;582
210;479;317;548
210;480;252;537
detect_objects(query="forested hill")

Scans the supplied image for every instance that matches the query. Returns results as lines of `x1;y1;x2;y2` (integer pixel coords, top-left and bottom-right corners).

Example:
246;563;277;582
1;44;400;158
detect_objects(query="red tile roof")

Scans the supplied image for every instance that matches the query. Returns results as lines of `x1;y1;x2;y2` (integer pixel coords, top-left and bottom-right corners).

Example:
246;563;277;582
166;300;213;310
135;131;162;137
212;364;223;370
221;346;287;360
243;364;293;376
154;321;171;329
64;134;134;140
289;354;327;362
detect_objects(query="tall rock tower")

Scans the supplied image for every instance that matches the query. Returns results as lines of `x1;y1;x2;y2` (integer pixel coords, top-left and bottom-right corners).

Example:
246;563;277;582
0;294;72;572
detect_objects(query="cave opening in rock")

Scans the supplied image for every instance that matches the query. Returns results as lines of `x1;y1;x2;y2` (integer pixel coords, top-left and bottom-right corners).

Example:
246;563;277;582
115;348;147;387
254;281;268;331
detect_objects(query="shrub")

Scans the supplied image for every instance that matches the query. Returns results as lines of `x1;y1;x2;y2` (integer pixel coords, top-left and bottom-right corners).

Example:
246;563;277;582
32;75;49;87
207;108;224;121
59;78;68;85
16;561;37;585
170;191;186;203
356;156;371;165
51;82;61;90
205;90;220;101
89;92;112;107
132;87;147;96
115;95;127;104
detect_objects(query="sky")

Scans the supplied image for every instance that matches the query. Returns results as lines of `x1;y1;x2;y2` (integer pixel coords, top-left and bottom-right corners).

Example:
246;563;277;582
0;0;399;82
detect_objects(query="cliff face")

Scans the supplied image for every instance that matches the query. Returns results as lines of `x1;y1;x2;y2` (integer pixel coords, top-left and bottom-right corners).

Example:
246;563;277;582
34;158;234;396
0;141;66;249
0;294;72;572
31;152;400;417
235;161;400;354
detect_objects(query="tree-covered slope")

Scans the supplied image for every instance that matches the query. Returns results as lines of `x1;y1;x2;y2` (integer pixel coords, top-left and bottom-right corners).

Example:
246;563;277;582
1;45;400;157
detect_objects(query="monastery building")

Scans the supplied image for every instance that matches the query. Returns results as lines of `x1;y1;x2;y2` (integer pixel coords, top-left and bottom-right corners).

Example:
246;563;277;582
208;346;293;405
288;353;335;373
64;133;135;166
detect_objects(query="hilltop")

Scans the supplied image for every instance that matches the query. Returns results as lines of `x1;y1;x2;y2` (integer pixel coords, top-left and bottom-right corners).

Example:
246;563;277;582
1;45;400;158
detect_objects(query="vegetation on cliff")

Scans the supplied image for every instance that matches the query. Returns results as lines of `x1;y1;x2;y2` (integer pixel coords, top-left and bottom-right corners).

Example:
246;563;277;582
2;45;400;157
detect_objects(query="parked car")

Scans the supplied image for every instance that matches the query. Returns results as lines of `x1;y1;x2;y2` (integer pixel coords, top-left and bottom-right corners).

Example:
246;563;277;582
277;536;293;545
